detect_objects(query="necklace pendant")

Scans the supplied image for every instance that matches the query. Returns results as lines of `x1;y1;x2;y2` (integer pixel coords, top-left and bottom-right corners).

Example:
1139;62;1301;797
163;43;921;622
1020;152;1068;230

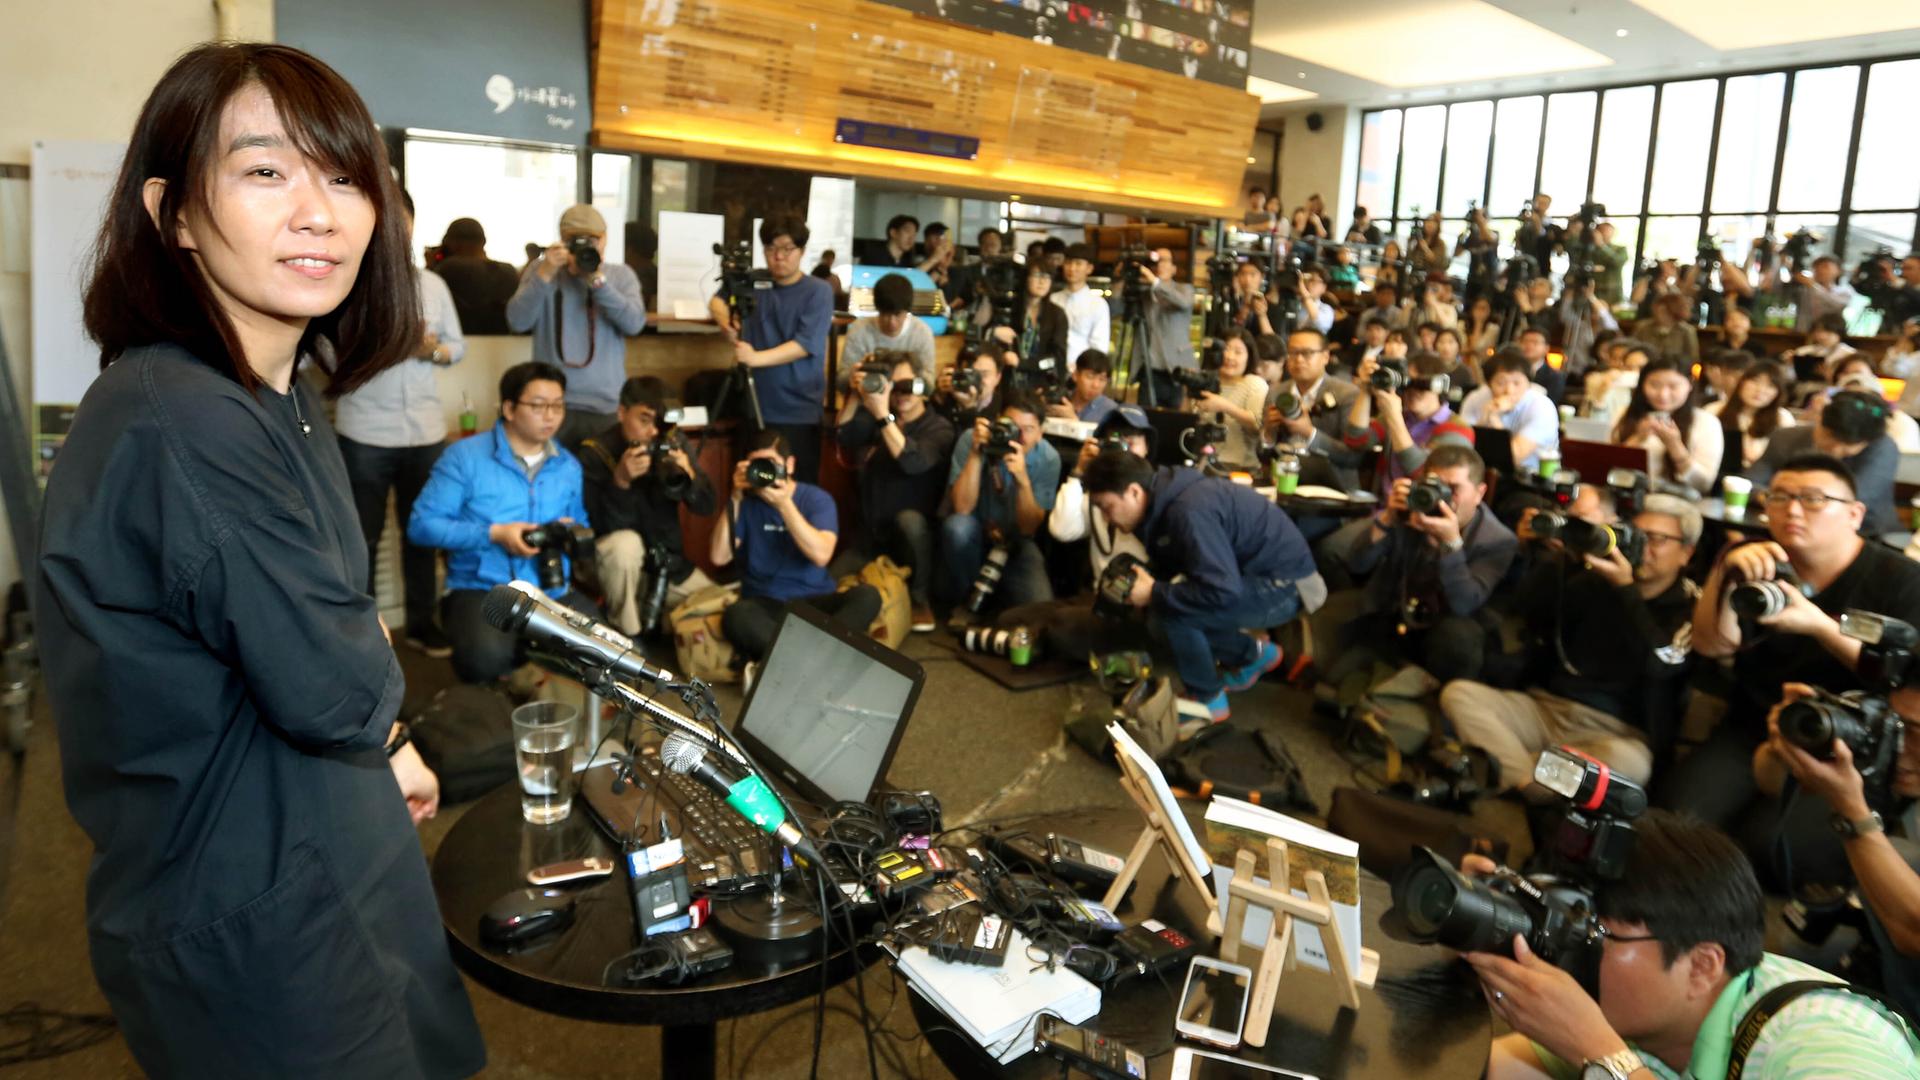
298;420;312;438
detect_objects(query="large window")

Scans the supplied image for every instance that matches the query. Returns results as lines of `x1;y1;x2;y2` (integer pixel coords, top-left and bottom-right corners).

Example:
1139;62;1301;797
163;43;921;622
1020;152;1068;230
1358;56;1920;273
405;132;580;268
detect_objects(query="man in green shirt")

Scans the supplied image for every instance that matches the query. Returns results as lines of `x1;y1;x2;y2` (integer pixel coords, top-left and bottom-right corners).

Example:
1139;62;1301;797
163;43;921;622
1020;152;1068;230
1465;811;1917;1079
1587;221;1630;307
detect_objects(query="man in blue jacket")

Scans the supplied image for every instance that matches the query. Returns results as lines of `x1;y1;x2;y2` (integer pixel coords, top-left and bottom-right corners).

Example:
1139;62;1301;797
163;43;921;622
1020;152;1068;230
1085;451;1327;721
410;361;597;683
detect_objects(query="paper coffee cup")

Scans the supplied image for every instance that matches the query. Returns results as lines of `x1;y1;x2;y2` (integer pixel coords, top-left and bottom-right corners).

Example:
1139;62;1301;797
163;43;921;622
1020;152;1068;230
1723;475;1752;511
1537;450;1561;478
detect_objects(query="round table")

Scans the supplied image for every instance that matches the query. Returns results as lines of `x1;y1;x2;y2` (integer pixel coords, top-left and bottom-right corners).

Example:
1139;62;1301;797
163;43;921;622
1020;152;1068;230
430;783;872;1080
906;810;1491;1079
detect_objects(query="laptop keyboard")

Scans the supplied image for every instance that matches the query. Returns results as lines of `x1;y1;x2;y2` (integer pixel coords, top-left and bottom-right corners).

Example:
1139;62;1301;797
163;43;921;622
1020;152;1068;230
602;746;776;887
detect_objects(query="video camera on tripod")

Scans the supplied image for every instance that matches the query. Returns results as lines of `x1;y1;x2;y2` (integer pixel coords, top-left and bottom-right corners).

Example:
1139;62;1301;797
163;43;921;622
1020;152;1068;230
1117;243;1157;309
712;241;759;316
977;256;1024;339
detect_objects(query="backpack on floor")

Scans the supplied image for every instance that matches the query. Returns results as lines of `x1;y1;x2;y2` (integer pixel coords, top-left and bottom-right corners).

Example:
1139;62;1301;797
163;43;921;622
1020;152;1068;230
408;685;517;805
1162;723;1317;814
839;556;911;648
670;582;741;684
1063;674;1183;763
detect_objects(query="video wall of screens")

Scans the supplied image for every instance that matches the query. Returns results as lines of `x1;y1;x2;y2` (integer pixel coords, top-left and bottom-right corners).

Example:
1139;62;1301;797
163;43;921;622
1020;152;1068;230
877;0;1252;88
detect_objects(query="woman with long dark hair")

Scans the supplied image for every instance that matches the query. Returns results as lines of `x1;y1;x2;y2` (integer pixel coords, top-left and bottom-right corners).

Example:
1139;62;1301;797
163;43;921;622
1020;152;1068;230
1610;357;1723;492
1706;361;1795;475
35;43;484;1076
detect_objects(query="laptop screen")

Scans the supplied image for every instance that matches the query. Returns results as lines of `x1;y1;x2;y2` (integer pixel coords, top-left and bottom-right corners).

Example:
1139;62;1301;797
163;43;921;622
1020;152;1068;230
732;606;923;807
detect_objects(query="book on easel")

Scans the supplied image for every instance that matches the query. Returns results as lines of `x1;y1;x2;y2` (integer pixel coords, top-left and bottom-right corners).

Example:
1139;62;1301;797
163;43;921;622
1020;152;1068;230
1203;796;1363;980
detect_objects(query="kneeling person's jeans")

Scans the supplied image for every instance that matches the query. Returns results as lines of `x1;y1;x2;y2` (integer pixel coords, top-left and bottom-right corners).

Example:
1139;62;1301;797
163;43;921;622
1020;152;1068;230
595;529;716;636
444;587;602;684
939;515;1053;610
1149;578;1302;697
722;586;883;662
871;509;935;606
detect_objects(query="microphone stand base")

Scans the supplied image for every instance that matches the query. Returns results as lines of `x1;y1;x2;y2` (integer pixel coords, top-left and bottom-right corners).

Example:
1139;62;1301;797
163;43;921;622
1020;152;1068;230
713;884;825;969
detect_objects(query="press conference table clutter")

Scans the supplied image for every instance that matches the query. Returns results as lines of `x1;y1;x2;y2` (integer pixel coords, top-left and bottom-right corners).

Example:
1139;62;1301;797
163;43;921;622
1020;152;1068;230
902;808;1492;1080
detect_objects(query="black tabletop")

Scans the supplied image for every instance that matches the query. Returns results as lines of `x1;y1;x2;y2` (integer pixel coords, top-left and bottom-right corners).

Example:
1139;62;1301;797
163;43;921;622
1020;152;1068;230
430;782;869;1027
905;809;1491;1080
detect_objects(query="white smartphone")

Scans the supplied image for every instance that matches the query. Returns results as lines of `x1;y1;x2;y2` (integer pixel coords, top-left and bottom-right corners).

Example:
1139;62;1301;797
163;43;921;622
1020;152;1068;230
1169;1047;1319;1080
1174;955;1253;1050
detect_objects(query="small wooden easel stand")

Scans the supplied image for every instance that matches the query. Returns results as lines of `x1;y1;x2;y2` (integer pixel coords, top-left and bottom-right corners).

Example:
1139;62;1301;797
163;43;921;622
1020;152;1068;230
1102;746;1222;933
1220;838;1381;1048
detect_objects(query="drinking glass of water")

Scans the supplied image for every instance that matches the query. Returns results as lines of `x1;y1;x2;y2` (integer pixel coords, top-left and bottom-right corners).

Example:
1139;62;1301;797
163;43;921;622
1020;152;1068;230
512;702;579;825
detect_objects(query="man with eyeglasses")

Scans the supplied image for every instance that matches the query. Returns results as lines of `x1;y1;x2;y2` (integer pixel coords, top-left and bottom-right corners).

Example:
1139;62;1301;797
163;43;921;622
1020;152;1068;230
707;216;835;484
505;204;648;451
410;362;598;684
1746;389;1900;537
1263;328;1362;492
1439;494;1700;793
1668;453;1920;889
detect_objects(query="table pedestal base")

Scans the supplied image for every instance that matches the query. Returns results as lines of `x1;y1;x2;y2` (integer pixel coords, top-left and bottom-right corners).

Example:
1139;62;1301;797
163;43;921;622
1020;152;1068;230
661;1022;716;1080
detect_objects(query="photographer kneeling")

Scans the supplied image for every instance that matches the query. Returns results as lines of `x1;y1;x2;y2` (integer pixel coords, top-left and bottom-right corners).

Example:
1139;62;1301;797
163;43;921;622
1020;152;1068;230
835;351;957;633
1083;449;1325;721
940;391;1061;621
710;432;880;665
410;362;599;683
1441;495;1700;793
578;376;717;637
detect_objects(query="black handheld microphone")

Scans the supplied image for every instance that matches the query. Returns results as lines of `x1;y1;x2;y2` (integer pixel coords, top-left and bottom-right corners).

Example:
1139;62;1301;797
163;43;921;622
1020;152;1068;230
480;581;675;687
660;733;809;851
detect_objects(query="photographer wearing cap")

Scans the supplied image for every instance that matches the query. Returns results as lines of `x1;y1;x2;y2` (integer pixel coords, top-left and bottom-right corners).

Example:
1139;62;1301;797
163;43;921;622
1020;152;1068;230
841;272;935;387
1336;444;1517;684
1441;495;1700;793
710;431;880;664
941;391;1061;617
1757;676;1920;1020
1084;449;1324;722
505;204;648;450
1746;389;1900;536
835;351;957;633
1052;242;1111;367
1463;810;1917;1080
1668;454;1920;885
1052;405;1153;578
578;377;717;637
1263;327;1363;491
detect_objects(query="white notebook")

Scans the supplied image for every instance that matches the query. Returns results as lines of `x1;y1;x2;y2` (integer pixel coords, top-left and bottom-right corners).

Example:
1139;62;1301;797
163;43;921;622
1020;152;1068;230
897;927;1101;1062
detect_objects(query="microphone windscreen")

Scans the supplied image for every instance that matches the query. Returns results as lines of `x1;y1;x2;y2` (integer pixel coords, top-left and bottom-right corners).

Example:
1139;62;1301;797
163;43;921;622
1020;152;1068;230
660;733;705;775
480;584;526;633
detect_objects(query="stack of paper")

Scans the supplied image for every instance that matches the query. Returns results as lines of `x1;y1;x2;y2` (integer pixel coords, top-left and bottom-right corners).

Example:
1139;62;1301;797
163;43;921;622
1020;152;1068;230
1203;796;1363;979
896;928;1101;1063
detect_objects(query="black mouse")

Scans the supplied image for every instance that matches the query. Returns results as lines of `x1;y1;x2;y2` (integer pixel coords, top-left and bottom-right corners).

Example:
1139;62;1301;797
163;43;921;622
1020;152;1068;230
480;887;577;946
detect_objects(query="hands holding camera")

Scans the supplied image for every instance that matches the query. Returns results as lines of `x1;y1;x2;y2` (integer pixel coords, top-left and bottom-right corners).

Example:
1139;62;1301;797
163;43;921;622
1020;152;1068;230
1723;541;1828;635
1386;476;1463;547
733;459;795;508
1765;683;1874;821
489;522;543;558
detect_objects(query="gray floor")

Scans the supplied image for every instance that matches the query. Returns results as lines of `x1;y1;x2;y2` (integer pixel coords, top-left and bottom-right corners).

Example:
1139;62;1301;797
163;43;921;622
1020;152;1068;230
0;628;1532;1079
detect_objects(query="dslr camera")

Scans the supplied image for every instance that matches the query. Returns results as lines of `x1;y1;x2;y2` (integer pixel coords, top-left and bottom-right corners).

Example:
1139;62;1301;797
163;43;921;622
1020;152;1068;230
1171;367;1221;397
1531;513;1646;567
982;417;1022;461
950;366;984;397
648;426;694;500
1371;359;1408;393
1518;469;1582;509
636;541;675;635
744;457;788;490
1405;475;1453;515
1776;611;1916;813
521;520;595;594
1391;747;1646;989
568;234;601;275
1093;553;1146;621
1728;561;1813;622
857;359;923;398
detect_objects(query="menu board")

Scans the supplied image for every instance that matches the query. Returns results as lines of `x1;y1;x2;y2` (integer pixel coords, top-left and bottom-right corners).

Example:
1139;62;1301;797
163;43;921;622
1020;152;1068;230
837;34;995;136
608;0;818;136
1005;67;1134;178
877;0;1251;89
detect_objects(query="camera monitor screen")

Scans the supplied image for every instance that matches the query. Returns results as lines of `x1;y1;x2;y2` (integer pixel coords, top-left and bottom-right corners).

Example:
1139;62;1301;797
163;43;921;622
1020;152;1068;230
732;603;924;807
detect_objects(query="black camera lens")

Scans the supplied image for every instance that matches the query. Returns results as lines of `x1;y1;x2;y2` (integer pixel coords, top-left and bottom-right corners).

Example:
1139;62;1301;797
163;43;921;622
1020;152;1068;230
745;458;786;490
1406;477;1452;515
1393;857;1536;954
1729;580;1791;621
569;234;601;274
1778;699;1863;761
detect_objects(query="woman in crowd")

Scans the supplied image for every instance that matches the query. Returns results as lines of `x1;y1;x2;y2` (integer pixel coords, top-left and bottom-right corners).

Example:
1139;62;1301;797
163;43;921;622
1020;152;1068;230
1721;304;1755;355
1192;326;1268;468
1409;213;1450;277
1462;293;1502;358
1705;361;1794;475
1375;240;1405;291
990;261;1069;365
33;42;484;1076
1611;357;1723;493
1432;325;1481;394
1831;355;1919;451
1639;291;1700;365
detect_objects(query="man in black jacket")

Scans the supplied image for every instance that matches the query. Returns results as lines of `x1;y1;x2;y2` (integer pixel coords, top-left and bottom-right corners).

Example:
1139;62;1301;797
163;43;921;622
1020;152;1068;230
835;351;957;633
1440;494;1699;793
578;377;718;636
1085;451;1326;722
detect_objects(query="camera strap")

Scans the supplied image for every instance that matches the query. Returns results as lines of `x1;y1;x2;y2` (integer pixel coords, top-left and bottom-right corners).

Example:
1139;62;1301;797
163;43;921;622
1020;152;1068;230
1726;979;1905;1079
553;287;598;369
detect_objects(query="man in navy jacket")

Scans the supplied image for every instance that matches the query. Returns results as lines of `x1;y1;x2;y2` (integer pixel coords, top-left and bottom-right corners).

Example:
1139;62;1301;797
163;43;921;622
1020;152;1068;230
1084;452;1326;721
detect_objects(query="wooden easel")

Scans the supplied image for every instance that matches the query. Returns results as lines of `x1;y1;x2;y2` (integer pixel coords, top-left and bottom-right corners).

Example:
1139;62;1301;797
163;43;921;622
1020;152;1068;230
1219;838;1380;1048
1102;743;1222;934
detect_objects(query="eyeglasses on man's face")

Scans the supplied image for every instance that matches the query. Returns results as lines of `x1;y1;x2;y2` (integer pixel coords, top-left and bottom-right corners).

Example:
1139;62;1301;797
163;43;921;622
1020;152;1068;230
514;399;566;417
1761;489;1854;512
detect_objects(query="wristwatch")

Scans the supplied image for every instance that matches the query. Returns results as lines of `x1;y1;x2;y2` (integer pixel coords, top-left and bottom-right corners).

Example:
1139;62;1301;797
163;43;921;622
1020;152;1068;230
881;413;898;428
1580;1048;1645;1079
1831;810;1885;838
384;721;412;759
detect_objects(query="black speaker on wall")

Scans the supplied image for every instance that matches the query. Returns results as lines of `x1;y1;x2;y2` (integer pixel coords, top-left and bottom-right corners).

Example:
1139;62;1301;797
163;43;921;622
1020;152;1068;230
1305;111;1325;132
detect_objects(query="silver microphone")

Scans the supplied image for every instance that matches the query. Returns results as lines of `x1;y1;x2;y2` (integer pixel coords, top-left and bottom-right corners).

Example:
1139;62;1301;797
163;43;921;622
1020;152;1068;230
660;732;808;851
480;581;676;686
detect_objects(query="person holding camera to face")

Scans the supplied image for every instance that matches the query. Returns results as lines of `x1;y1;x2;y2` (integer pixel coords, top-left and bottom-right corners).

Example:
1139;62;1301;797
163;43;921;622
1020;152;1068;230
1345;350;1476;495
1083;449;1324;721
505;205;648;451
835;351;957;633
577;377;717;638
1666;454;1920;887
1046;348;1120;425
842;272;936;387
1442;495;1700;794
709;431;880;664
1053;406;1154;578
409;362;599;684
1336;445;1517;684
933;344;1008;432
940;391;1061;620
1264;327;1364;491
1138;246;1198;406
1461;810;1918;1080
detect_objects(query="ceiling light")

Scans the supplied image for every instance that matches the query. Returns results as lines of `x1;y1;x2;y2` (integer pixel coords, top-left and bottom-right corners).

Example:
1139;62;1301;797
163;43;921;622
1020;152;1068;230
1255;0;1613;89
1245;75;1317;104
1245;156;1257;163
1621;0;1920;49
1009;195;1021;201
1615;28;1629;37
1297;71;1307;79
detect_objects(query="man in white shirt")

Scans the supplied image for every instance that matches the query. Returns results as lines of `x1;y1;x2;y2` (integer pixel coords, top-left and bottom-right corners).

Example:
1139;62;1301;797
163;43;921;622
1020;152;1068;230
1052;243;1112;368
1458;348;1561;472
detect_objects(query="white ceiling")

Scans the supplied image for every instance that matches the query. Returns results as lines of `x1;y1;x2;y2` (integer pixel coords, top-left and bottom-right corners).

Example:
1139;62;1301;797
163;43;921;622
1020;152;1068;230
1248;0;1920;116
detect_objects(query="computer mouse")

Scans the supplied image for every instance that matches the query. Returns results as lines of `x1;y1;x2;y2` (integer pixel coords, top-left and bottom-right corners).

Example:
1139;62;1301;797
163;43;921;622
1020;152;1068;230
480;887;577;946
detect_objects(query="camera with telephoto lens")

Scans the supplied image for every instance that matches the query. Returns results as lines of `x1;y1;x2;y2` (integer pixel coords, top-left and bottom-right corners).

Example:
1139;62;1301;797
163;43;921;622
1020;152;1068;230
636;541;675;635
1093;552;1146;621
965;543;1011;616
1775;610;1915;814
744;457;787;491
1172;365;1221;398
1531;513;1646;567
950;367;984;397
1271;389;1304;421
1405;475;1454;515
1009;355;1064;399
1371;359;1408;393
1391;747;1646;990
960;624;1038;660
1728;561;1813;622
982;417;1022;462
520;520;595;594
1781;227;1819;271
647;428;694;500
568;234;601;275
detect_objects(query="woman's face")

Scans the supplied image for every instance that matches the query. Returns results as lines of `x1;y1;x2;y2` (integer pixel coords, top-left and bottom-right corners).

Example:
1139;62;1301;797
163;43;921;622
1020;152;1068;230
1725;308;1750;335
168;84;375;343
1737;374;1778;411
1435;334;1460;361
1470;298;1491;322
1641;370;1691;414
1027;269;1051;299
1218;338;1249;378
1383;241;1401;261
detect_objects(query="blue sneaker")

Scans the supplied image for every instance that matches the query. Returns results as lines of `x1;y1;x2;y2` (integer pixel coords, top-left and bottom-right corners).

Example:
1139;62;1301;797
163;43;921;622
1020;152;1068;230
1223;640;1284;692
1182;689;1231;723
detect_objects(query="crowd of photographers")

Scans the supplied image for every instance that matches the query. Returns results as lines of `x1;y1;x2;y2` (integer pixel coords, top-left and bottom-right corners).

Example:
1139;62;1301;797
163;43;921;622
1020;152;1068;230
359;194;1920;1075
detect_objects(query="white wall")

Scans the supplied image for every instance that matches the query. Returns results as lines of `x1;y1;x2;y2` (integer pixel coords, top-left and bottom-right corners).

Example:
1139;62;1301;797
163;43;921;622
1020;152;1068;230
1272;104;1362;234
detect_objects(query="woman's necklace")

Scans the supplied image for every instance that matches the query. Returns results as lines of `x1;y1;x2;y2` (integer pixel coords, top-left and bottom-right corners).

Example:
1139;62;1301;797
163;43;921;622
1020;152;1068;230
289;384;311;438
